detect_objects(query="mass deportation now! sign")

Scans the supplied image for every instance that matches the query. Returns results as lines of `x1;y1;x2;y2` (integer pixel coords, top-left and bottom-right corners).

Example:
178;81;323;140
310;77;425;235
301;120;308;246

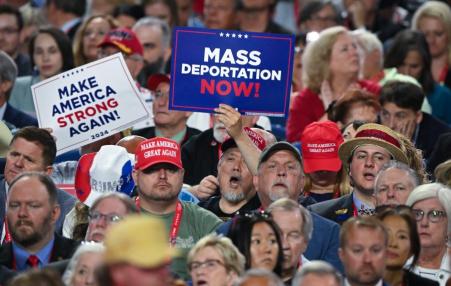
169;27;295;117
32;53;151;154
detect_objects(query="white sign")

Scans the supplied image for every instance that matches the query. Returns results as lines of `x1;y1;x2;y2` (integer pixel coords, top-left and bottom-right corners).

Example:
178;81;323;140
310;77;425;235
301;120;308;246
32;53;151;154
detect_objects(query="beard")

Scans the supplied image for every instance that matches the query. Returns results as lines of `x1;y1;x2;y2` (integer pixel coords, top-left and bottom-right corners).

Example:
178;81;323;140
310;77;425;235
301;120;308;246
8;214;53;247
213;122;228;143
222;190;246;203
137;57;165;87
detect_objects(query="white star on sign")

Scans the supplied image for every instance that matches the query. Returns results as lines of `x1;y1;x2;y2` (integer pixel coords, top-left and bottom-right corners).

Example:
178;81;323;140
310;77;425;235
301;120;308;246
232;33;236;38
226;33;230;37
244;34;248;39
238;34;242;38
220;32;224;37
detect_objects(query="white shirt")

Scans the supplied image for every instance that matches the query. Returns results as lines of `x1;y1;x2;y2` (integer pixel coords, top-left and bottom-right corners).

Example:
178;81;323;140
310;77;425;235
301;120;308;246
407;252;450;286
344;279;383;286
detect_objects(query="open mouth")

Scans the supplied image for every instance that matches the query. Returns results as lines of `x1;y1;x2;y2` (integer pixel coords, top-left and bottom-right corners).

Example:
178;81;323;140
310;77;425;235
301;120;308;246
229;175;241;187
363;172;375;181
196;279;208;286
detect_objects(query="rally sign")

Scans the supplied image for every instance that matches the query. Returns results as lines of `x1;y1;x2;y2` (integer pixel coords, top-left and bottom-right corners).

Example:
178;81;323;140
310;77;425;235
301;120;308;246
170;27;295;117
32;53;151;154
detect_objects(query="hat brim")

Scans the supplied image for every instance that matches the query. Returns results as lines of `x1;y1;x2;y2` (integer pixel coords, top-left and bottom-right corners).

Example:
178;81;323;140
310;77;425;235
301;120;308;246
338;137;408;166
303;157;342;173
98;39;130;55
259;142;302;166
136;159;183;171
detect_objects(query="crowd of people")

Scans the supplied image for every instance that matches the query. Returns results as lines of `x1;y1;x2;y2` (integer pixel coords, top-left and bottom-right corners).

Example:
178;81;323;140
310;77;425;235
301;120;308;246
0;0;450;286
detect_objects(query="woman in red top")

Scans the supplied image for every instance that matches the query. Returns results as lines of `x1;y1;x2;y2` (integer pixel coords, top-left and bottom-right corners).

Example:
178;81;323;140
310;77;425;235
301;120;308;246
286;26;380;142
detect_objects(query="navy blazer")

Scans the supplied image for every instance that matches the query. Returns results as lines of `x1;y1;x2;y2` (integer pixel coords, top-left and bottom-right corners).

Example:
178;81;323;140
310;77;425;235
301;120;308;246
308;194;354;225
3;103;38;128
0;234;78;284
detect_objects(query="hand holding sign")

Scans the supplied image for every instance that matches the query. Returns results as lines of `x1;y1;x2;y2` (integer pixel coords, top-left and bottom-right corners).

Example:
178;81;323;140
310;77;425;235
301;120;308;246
170;27;294;117
214;104;242;139
32;53;151;154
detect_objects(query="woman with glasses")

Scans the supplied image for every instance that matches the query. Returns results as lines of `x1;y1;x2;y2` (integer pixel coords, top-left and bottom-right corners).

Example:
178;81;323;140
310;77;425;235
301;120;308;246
188;234;245;286
406;183;451;286
376;206;439;286
62;242;105;286
226;211;284;277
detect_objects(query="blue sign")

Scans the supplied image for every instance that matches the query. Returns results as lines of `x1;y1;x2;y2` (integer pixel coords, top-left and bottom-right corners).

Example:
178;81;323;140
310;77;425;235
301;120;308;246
169;27;295;117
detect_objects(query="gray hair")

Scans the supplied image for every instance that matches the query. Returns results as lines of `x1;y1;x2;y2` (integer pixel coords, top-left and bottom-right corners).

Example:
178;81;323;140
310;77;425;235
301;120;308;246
132;16;171;49
62;242;105;285
406;183;451;233
352;29;383;69
374;160;420;193
292;260;343;286
267;198;313;242
234;268;284;286
90;192;138;214
0;51;18;99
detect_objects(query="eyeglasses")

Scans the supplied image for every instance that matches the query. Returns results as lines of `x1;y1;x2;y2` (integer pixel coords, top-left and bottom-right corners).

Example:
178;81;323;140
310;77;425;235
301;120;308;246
88;211;123;223
189;259;225;271
412;209;446;223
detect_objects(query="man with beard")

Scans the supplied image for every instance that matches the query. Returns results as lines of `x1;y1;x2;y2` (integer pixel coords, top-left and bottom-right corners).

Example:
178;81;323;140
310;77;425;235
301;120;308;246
0;172;78;272
374;160;419;207
339;216;389;286
0;127;76;243
252;141;343;272
182;111;260;200
198;127;267;220
132;137;222;280
309;123;409;224
132;17;171;87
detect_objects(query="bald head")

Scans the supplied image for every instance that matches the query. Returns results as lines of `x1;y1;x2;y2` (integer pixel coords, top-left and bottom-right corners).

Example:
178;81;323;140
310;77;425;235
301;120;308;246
116;135;146;154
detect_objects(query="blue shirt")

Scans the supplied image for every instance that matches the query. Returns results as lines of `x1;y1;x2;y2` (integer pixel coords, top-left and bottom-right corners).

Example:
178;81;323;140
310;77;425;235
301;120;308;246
12;236;55;271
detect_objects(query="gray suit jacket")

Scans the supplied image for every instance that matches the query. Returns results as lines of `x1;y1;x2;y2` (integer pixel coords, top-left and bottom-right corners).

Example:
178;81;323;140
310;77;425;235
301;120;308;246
0;178;76;239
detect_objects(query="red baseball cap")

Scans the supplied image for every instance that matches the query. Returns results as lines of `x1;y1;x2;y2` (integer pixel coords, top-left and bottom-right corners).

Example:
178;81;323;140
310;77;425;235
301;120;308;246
147;74;170;91
134;137;183;170
301;121;344;173
98;28;143;57
221;127;267;153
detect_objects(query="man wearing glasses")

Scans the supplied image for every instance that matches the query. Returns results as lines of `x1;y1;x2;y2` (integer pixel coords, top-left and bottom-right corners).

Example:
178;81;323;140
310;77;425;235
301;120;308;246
132;73;200;145
0;5;32;76
85;192;138;242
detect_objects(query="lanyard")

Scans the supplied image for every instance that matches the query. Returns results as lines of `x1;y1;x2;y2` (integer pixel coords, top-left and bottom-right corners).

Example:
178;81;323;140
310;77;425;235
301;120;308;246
135;197;183;247
439;64;448;85
3;220;11;244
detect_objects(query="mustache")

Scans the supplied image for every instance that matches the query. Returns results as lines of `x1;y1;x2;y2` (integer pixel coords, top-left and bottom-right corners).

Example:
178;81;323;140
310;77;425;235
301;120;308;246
15;220;34;227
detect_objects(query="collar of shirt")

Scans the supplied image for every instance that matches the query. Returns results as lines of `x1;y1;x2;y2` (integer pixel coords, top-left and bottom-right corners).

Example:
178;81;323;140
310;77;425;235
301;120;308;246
12;236;55;270
61;17;81;33
155;127;187;145
0;103;6;120
345;279;383;286
352;192;374;215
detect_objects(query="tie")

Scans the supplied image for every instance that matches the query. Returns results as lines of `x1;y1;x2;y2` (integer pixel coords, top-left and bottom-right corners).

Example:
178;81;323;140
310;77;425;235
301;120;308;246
27;255;39;268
